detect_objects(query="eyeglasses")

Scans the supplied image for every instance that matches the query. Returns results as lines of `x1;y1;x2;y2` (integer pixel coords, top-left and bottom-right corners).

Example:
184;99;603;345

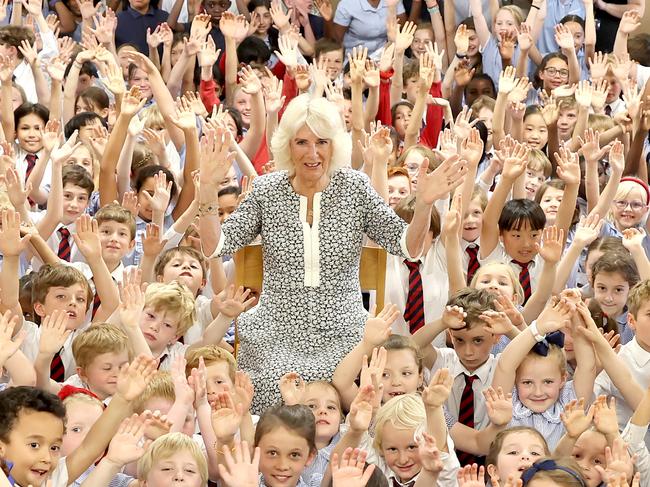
613;200;647;211
544;67;570;78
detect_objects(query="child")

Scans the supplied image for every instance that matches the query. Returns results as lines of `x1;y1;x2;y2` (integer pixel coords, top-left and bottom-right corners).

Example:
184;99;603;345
35;323;131;401
590;251;640;344
480;137;575;300
79;417;208;487
593;279;650;436
333;383;460;485
387;166;411;209
520;458;588;487
279;375;343;486
524;150;552;200
314;38;344;82
121;280;196;369
484;426;551;483
0;355;155;487
59;386;106;486
491;298;598;450
522;106;550;150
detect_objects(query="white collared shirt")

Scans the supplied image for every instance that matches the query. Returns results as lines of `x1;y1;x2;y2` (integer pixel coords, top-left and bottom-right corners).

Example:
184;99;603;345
383;239;448;343
480;242;544;294
429;348;499;430
594;338;650;446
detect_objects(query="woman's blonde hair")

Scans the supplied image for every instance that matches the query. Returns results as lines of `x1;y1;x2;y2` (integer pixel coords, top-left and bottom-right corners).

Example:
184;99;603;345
470;261;525;305
271;94;351;177
137;432;208;483
373;393;426;452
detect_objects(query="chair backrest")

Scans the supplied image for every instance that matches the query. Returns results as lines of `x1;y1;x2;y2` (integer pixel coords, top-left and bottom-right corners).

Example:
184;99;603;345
232;244;387;309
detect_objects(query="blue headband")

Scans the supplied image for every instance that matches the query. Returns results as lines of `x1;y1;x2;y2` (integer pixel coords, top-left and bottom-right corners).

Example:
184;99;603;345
532;331;565;357
521;459;586;487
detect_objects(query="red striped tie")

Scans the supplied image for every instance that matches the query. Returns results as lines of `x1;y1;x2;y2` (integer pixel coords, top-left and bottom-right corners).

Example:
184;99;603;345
50;349;65;382
466;245;480;284
25;153;37;206
512;260;531;303
403;260;425;334
456;374;477;466
91;291;101;319
57;227;71;261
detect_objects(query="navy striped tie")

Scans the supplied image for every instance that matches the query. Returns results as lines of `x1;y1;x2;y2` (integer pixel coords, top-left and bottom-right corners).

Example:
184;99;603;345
403;260;424;334
512;260;531;303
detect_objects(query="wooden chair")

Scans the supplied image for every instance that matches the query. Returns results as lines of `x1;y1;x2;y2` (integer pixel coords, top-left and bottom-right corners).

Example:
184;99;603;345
232;244;388;355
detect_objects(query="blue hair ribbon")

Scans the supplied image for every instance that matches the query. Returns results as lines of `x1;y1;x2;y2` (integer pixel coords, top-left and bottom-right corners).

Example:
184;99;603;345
532;331;565;357
521;459;586;487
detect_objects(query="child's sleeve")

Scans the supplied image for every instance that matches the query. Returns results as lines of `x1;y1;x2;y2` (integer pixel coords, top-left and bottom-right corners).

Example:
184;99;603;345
621;421;650;487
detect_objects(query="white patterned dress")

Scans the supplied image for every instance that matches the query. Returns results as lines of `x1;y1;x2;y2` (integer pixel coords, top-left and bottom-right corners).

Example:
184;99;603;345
213;168;413;413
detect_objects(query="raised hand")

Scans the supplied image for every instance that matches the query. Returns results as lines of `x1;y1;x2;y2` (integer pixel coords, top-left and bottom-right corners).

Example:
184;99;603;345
554;23;575;51
313;0;332;21
348;384;375;432
39;310;71;356
608;140;625;175
422;367;452;408
211;391;244;440
573;213;604;247
264;75;285;114
416;154;468;204
455;23;470;55
497;137;529;180
279;372;305;405
199;127;236;187
454;127;483;167
442;305;467;330
331;448;376;487
142;171;173;214
536;297;575;335
395;21;417;52
484;386;512;426
595;437;636;486
589;51;608;81
578;128;611;163
479;310;513;335
574;80;593;108
0;208;31;257
239;65;262;95
454;106;477;140
269;0;292;32
4;167;31;209
507;76;531;104
458;464;486;487
213;284;255;318
618;9;641;34
560;398;594;439
117;354;157;401
218;441;260;487
118;268;145;328
593;395;620;436
121;86;148;116
0;311;24;364
498;66;517;94
363;303;399;347
105;415;151;468
72;214;102;259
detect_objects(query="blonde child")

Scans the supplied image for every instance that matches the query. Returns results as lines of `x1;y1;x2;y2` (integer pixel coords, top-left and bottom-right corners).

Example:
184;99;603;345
80;421;208;487
491;298;598;450
519;457;588;487
524;150;552;200
59;387;105;486
35;322;131;401
332;374;460;486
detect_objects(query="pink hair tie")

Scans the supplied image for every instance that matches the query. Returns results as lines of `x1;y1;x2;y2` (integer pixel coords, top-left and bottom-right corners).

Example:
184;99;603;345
620;177;650;206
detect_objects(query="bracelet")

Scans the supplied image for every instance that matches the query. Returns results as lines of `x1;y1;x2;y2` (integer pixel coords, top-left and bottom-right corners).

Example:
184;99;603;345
456;52;468;59
529;321;546;342
213;441;237;456
427;5;440;14
198;202;220;216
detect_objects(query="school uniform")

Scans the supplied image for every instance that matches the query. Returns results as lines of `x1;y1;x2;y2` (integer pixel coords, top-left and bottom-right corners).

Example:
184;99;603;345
429;348;499;430
594;337;650;447
156;341;189;371
509;381;577;450
346;421;460;487
183;295;216;345
536;0;585;55
301;432;341;487
19;320;80;381
622;421;650;487
480;242;544;294
383;239;448;343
